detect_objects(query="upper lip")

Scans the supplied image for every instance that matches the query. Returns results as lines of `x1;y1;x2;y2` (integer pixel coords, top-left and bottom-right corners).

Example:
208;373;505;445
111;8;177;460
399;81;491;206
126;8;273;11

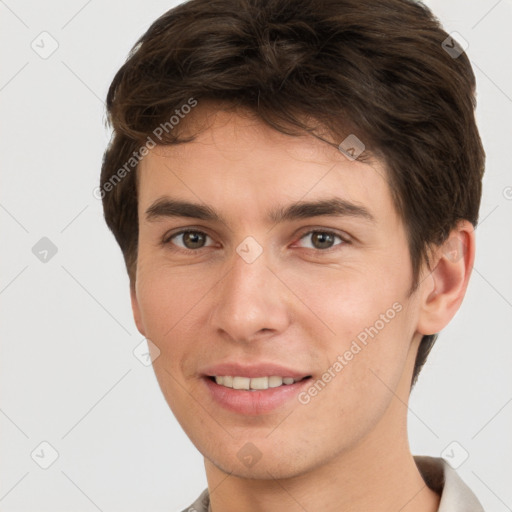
200;362;311;379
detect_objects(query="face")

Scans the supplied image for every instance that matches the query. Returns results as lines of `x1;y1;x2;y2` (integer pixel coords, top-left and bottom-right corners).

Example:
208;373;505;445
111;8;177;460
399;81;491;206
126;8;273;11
131;104;426;479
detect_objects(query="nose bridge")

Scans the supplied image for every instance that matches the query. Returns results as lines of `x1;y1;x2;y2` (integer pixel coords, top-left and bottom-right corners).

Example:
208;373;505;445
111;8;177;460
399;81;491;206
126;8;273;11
210;239;289;341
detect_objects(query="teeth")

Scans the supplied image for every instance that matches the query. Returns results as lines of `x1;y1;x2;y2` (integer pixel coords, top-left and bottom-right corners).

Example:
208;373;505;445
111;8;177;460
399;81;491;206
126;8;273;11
268;376;283;388
213;375;303;390
250;377;268;390
233;376;250;390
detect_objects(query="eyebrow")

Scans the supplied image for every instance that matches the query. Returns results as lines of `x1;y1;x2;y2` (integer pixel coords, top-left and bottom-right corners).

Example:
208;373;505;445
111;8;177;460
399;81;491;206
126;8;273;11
145;197;375;224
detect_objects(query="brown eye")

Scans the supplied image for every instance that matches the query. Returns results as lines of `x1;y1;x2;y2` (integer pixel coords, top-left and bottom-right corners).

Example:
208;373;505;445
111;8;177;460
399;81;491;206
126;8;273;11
297;231;345;250
313;232;335;249
168;230;212;250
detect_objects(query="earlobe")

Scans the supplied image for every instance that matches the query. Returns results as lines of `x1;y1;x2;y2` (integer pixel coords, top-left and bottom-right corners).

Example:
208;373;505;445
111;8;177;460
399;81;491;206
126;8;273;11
130;281;146;336
416;221;475;336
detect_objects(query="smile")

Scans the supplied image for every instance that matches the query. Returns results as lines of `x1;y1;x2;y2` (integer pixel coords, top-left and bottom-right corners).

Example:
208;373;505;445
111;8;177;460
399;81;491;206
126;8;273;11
210;375;310;391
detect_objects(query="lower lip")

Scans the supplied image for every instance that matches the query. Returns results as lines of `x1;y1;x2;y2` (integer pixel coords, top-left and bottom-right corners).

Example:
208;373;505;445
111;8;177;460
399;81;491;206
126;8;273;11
202;377;312;415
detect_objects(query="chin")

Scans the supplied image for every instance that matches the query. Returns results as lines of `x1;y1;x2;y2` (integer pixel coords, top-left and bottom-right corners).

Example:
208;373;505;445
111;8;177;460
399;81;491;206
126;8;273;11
211;455;310;480
203;438;330;481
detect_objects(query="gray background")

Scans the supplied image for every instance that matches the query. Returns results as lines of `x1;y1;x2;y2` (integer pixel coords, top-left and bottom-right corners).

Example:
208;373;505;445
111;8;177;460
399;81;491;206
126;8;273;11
1;0;511;511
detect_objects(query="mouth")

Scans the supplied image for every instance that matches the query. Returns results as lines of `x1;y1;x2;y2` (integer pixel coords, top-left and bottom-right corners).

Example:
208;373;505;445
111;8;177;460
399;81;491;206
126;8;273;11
206;375;312;391
202;374;313;415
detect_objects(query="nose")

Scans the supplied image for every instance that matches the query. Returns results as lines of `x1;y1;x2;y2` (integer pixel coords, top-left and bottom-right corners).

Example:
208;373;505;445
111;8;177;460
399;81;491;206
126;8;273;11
209;244;291;344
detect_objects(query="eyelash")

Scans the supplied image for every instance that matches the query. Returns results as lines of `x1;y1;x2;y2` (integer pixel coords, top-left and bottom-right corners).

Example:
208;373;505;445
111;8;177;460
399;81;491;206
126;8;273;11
161;228;350;253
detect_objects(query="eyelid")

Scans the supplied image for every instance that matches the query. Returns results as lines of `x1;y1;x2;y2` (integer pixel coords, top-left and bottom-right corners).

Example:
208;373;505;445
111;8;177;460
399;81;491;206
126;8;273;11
162;227;215;249
293;228;351;250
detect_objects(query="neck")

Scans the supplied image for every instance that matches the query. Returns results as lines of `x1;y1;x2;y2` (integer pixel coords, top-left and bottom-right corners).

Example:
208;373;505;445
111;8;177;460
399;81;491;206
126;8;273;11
204;401;440;512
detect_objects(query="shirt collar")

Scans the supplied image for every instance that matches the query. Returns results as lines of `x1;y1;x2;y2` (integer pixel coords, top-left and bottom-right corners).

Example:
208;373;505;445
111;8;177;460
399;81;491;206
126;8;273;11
414;455;485;512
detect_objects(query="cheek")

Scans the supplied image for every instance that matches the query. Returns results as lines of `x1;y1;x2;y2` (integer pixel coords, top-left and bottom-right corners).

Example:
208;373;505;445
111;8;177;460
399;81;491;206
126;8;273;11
292;303;412;449
280;263;413;395
280;260;409;344
134;258;219;357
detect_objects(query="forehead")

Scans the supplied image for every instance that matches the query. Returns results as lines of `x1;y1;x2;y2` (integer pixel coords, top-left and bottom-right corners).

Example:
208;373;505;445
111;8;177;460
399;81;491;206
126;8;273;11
137;104;396;226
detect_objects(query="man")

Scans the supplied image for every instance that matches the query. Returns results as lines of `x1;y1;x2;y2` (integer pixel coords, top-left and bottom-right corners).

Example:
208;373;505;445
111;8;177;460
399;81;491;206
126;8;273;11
99;0;486;510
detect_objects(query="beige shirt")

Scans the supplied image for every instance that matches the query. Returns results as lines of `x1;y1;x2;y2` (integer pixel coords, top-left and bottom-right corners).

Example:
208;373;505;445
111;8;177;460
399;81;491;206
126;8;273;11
181;456;485;512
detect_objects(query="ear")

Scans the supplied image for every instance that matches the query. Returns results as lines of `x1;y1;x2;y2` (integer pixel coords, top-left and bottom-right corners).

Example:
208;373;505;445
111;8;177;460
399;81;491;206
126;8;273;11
130;280;146;336
416;220;476;335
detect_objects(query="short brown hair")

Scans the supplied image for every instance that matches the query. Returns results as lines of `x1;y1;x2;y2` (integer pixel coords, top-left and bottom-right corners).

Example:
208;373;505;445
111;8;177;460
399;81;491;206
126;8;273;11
100;0;485;387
